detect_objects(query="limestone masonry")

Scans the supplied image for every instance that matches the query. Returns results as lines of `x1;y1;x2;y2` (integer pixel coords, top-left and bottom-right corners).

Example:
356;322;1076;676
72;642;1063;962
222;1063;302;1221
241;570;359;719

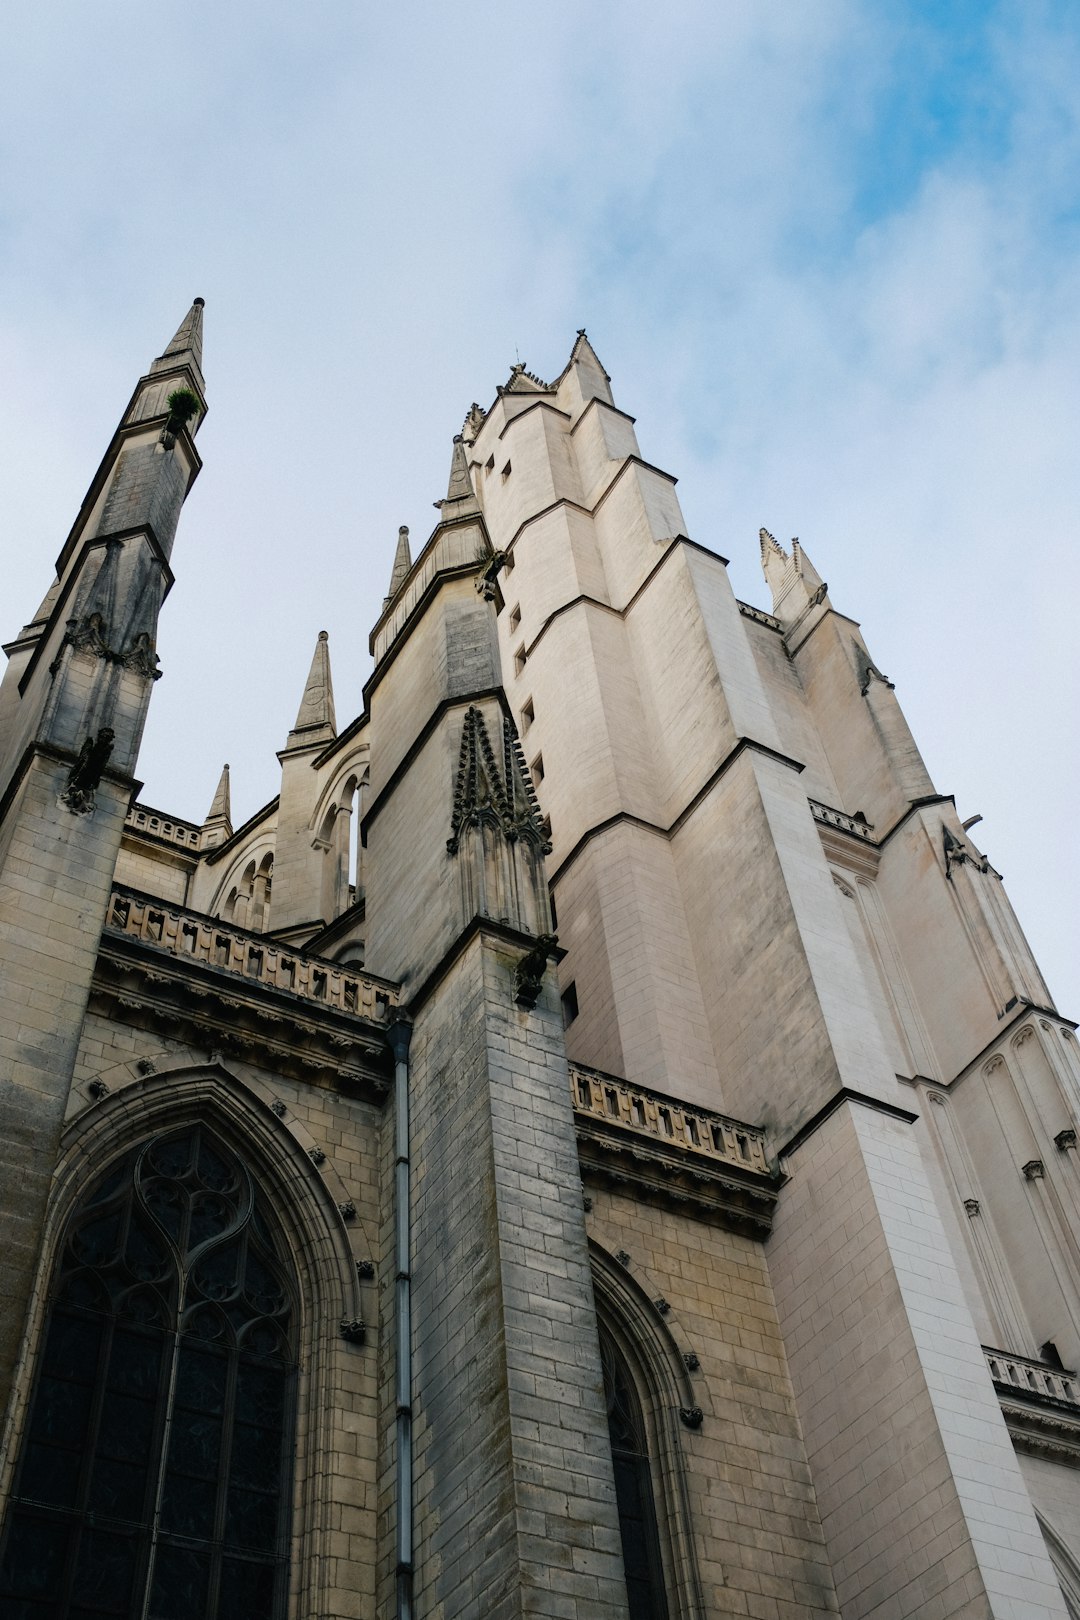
0;303;1077;1619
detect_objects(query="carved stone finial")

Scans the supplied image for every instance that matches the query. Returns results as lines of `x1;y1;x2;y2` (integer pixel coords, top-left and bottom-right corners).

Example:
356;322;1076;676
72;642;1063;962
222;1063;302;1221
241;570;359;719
462;401;487;441
339;1318;366;1345
1055;1130;1077;1152
338;1200;357;1221
356;1259;376;1280
309;1146;327;1166
87;1079;109;1100
615;1250;631;1268
654;1298;671;1317
136;1058;156;1076
270;1100;287;1118
447;705;551;857
1023;1159;1045;1181
679;1406;704;1429
683;1351;700;1372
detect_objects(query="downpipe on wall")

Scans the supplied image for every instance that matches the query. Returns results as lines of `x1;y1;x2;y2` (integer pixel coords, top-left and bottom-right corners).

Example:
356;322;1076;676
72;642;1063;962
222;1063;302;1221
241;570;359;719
389;1019;414;1620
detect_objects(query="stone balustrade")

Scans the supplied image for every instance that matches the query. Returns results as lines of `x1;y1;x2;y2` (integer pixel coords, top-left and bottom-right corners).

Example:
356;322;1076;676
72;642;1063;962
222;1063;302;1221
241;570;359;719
569;1064;771;1176
736;599;782;631
106;887;397;1023
809;799;877;842
985;1346;1080;1408
125;804;201;849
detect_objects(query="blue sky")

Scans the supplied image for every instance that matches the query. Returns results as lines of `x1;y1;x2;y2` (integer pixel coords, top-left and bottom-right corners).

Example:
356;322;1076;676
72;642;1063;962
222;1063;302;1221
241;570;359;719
1;1;1076;1002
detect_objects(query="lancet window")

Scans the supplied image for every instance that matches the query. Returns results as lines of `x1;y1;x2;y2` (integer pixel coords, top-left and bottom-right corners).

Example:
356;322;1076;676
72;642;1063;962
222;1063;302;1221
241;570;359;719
599;1323;670;1619
0;1124;297;1620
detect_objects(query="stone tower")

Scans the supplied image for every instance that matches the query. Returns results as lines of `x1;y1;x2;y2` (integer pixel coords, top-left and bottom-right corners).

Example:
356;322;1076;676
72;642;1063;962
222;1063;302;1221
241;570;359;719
0;314;1077;1620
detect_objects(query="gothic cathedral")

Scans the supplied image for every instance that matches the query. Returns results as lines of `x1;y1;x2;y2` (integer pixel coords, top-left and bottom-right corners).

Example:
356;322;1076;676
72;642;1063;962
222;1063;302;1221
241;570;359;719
1;302;1078;1619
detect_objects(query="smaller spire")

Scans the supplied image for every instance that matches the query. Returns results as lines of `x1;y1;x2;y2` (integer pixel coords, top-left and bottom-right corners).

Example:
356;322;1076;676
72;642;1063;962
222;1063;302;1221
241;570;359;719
287;631;337;747
435;435;480;515
150;296;205;384
790;538;824;595
759;529;829;626
200;762;232;848
568;328;611;383
205;762;232;826
759;527;786;564
384;526;412;609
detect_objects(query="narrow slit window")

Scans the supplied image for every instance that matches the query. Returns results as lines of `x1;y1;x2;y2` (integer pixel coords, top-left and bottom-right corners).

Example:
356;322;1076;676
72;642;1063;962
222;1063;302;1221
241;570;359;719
514;646;526;678
509;605;521;634
531;754;544;784
521;699;534;733
561;983;579;1028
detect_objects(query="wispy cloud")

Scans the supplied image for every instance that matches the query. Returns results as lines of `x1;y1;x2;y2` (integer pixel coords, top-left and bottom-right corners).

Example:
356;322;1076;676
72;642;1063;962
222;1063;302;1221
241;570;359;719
0;1;1075;995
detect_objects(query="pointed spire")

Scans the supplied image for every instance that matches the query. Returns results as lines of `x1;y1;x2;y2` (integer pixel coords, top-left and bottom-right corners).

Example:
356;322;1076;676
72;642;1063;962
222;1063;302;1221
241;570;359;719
151;297;205;376
790;538;824;595
435;435;480;515
200;763;233;847
553;327;614;411
384;526;412;609
147;297;206;408
205;763;232;826
286;631;337;748
760;529;830;627
569;328;611;383
759;527;785;564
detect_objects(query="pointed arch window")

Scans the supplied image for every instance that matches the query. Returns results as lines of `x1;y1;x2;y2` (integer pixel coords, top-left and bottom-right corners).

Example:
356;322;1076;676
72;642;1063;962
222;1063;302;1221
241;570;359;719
599;1323;669;1620
0;1125;297;1620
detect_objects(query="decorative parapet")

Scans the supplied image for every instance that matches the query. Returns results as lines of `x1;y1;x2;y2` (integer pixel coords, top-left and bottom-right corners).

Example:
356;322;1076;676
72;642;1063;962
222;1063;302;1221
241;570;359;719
571;1064;779;1237
107;888;397;1021
736;600;783;633
986;1346;1080;1467
124;803;201;849
94;887;398;1100
809;800;876;842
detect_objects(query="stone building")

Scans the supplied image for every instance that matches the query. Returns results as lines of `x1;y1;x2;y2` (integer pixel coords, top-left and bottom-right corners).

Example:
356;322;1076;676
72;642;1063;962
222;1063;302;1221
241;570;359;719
0;301;1078;1620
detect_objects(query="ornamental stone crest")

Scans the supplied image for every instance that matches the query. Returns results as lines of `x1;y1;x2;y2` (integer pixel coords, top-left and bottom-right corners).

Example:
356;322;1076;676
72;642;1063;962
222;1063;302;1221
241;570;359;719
447;705;551;856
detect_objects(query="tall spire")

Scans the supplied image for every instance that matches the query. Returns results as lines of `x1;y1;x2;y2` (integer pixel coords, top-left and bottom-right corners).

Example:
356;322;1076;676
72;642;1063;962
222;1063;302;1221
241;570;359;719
286;631;336;748
435;435;480;515
385;525;412;609
151;296;205;380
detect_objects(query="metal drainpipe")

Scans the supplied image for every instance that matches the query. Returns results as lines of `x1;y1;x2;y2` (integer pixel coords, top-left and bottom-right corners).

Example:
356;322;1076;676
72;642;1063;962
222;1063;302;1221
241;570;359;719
389;1019;414;1620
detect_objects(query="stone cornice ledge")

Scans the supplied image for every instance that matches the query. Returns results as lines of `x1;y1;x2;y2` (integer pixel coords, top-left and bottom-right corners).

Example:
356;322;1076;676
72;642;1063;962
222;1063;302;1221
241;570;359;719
92;933;393;1102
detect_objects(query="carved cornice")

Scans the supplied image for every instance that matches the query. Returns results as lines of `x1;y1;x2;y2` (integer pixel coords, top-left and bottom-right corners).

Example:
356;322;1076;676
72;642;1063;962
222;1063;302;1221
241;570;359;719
998;1400;1080;1468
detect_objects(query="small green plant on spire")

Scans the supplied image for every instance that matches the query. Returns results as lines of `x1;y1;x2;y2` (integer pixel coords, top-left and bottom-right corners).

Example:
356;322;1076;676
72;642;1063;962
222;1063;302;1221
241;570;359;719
166;388;200;425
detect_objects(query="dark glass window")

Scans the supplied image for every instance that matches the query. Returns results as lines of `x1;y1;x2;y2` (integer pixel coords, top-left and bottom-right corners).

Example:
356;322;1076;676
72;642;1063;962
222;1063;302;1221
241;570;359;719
0;1125;297;1620
599;1325;669;1620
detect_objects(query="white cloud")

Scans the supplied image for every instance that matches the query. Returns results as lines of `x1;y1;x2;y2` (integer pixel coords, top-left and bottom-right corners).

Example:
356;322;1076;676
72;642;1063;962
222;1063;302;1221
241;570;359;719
0;0;1075;1000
